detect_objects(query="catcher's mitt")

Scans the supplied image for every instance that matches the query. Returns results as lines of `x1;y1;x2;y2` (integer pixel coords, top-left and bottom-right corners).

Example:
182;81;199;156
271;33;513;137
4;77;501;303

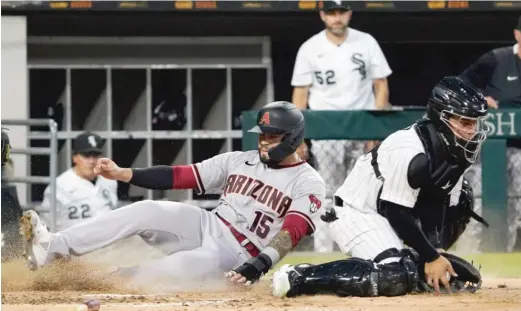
418;252;482;294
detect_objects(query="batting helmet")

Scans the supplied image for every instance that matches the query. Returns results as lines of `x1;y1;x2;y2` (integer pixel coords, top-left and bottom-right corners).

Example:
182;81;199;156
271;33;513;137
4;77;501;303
248;101;305;164
427;76;489;164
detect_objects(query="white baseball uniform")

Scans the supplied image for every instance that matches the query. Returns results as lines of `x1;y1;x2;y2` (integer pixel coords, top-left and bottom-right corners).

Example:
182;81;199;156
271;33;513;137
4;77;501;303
328;124;464;261
42;150;326;283
40;168;118;232
292;27;392;252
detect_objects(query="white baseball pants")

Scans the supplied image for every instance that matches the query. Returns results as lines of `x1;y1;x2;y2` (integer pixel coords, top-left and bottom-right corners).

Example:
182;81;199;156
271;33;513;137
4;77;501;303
327;206;404;262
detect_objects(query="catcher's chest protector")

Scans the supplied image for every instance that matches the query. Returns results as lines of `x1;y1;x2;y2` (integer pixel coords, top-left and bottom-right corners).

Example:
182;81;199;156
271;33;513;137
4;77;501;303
413;120;468;198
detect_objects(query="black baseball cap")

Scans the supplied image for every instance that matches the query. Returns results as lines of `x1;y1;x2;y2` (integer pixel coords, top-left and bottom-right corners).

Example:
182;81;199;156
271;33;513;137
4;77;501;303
322;0;351;12
73;132;103;155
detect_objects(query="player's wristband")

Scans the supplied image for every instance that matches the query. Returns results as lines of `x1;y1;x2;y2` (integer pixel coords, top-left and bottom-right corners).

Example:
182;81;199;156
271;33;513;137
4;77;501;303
261;246;281;267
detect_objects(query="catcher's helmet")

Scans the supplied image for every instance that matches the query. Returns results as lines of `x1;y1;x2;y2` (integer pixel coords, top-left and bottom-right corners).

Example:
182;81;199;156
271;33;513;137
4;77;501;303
248;101;305;164
427;76;489;164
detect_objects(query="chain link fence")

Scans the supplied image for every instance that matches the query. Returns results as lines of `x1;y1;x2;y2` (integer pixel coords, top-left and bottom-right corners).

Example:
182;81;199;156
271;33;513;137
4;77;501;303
457;145;521;253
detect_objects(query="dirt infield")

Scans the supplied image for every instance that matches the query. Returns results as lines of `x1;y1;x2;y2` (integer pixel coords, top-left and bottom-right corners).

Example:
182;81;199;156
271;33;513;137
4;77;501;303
2;258;521;311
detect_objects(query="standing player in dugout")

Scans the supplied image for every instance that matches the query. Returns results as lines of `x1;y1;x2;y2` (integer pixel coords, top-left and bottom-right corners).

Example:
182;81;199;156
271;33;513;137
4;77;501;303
272;76;489;298
459;15;521;252
291;0;392;252
19;102;327;287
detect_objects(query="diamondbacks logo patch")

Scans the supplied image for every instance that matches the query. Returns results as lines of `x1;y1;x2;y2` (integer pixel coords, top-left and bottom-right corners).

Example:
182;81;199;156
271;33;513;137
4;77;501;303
259;112;270;125
309;195;322;213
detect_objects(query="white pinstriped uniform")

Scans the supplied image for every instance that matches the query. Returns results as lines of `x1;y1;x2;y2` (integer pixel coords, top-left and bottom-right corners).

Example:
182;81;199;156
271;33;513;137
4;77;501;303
328;125;463;260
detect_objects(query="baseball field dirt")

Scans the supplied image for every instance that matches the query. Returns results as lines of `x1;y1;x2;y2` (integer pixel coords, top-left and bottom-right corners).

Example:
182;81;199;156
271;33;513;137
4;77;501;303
2;239;521;311
2;260;521;311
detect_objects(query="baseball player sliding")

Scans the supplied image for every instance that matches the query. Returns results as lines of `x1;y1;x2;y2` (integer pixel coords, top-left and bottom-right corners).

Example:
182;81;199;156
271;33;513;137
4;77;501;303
20;102;326;287
272;76;490;298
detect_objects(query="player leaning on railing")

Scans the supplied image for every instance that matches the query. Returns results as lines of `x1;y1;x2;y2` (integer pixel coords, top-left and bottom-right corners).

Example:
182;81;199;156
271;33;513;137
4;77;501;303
1;127;24;261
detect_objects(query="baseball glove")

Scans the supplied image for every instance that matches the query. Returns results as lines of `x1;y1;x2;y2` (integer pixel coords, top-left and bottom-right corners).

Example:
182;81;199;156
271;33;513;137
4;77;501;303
418;252;482;294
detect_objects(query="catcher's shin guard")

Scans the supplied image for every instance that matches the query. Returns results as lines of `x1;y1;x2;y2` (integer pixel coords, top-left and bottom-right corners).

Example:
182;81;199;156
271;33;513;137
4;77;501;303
284;249;419;298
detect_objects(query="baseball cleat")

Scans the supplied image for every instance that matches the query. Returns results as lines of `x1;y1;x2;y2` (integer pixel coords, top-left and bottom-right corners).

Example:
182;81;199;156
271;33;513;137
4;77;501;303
19;210;52;270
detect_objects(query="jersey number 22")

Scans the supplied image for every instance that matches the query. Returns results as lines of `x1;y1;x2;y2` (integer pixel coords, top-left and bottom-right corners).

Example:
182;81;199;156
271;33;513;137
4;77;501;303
68;204;91;219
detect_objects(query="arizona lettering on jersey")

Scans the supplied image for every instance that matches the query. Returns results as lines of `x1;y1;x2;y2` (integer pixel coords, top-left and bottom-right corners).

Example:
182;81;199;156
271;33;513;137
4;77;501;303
292;28;392;110
334;125;463;213
223;174;293;218
40;168;118;231
192;150;326;249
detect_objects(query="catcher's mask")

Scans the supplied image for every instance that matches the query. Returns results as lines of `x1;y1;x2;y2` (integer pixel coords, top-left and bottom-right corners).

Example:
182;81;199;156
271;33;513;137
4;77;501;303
248;101;305;165
427;76;489;164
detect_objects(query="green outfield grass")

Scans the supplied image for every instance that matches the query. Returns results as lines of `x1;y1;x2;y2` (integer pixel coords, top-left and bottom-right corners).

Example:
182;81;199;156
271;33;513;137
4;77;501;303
273;252;521;278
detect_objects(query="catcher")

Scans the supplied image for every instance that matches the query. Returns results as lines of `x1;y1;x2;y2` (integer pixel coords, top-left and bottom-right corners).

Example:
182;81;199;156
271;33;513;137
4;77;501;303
272;76;489;298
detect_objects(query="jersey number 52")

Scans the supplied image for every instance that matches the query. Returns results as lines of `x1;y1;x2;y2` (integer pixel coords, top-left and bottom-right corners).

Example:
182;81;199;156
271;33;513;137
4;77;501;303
68;204;91;219
314;70;336;85
250;211;274;239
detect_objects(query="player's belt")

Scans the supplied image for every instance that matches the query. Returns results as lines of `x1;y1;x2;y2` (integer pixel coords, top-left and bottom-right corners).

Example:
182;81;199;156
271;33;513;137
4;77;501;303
334;195;343;207
370;143;383;180
215;213;260;258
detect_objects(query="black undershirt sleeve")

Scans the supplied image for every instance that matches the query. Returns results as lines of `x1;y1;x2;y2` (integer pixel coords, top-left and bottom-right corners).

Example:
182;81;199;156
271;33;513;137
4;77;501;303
459;50;497;91
417;197;448;249
129;166;173;190
381;200;440;263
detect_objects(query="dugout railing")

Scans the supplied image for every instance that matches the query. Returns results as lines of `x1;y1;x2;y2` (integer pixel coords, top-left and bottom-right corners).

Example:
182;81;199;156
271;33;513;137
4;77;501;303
1;118;59;232
241;108;521;252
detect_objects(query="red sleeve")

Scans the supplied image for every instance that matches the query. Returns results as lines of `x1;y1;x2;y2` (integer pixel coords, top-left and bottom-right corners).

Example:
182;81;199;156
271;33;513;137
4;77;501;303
281;214;313;248
172;165;198;189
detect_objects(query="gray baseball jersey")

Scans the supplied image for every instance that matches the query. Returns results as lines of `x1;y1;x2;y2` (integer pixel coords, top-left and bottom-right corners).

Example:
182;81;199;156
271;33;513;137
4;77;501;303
193;150;327;249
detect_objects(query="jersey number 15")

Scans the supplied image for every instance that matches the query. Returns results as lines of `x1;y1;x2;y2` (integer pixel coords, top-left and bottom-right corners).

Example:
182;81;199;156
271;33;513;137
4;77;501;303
250;211;274;239
314;70;336;85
